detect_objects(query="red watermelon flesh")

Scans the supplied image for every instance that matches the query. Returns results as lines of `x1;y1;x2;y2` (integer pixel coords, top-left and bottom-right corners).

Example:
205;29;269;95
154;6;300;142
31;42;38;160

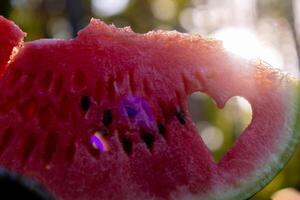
0;16;25;76
0;16;300;200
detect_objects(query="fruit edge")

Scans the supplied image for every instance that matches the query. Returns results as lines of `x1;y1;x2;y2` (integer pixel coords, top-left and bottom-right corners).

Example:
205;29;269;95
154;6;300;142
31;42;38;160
206;78;300;200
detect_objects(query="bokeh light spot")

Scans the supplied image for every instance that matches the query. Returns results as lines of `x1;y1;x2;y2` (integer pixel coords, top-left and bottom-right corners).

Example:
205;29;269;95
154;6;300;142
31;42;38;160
179;8;195;31
91;0;130;17
272;188;300;200
151;0;177;21
48;18;72;39
200;125;224;151
11;0;28;9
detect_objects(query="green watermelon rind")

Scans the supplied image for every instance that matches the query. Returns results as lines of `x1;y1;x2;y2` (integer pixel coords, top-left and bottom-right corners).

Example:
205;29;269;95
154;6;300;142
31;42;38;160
205;78;300;200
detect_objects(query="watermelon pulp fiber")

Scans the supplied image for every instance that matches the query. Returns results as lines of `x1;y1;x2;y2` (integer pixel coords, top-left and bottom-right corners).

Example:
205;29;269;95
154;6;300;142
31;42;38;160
0;16;300;200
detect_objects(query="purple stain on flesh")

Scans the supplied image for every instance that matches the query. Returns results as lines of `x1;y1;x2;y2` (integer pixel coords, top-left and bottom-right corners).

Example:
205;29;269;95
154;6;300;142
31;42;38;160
125;106;138;118
120;95;154;129
90;134;105;152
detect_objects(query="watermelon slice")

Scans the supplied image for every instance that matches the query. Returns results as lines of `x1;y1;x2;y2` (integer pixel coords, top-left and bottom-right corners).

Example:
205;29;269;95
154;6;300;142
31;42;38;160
0;16;299;200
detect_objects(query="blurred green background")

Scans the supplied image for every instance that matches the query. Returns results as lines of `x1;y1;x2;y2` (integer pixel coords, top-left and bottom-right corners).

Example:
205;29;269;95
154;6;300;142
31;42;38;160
1;0;300;199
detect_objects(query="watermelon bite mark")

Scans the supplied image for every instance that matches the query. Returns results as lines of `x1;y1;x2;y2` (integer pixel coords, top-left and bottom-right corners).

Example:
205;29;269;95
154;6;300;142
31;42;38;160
0;16;300;200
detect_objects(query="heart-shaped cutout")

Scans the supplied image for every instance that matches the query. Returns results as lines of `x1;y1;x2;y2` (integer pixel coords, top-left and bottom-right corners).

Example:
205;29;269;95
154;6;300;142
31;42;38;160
188;91;252;163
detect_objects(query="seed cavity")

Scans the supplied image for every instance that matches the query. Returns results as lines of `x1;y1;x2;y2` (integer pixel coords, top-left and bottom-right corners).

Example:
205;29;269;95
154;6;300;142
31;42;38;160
108;76;116;100
22;134;36;164
120;135;132;155
8;67;22;86
158;100;168;119
65;137;76;163
41;70;53;91
194;71;205;91
141;132;154;151
19;98;37;119
103;109;113;126
0;128;14;156
80;96;91;112
158;123;166;137
43;131;58;164
72;69;86;89
59;95;70;120
182;73;189;94
37;106;52;128
100;128;109;137
0;95;18;114
175;90;182;102
176;108;186;125
23;71;36;91
53;76;64;95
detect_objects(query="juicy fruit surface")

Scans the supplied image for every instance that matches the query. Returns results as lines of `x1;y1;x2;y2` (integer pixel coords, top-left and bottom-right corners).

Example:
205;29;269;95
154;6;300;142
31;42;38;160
0;16;299;200
0;16;25;75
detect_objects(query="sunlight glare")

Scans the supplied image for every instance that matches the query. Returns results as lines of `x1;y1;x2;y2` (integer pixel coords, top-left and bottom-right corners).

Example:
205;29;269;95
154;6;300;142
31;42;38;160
212;27;283;69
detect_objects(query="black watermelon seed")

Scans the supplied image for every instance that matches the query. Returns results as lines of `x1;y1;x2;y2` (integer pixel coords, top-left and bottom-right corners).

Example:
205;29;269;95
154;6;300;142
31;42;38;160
80;96;91;112
158;123;166;136
176;110;186;125
100;128;109;137
120;136;132;155
102;109;113;126
141;132;154;150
